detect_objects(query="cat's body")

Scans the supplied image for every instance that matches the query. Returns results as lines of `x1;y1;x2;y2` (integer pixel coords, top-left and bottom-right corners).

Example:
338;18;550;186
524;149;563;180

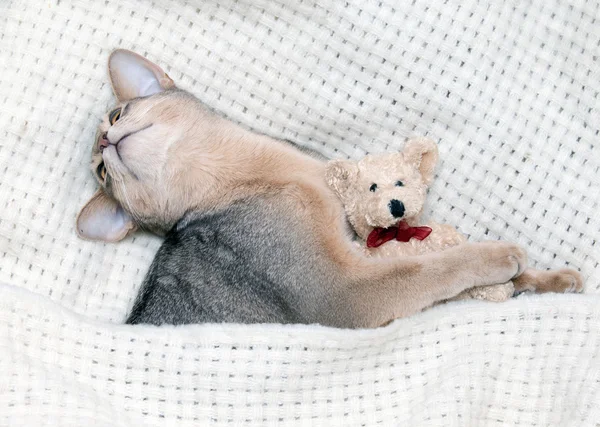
128;195;335;325
77;50;582;328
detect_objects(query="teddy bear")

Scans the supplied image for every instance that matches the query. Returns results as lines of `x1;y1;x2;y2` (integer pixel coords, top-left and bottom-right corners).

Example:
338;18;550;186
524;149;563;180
325;137;515;303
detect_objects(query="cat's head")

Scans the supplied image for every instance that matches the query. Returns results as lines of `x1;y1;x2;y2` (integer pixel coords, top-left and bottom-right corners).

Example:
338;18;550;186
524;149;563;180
76;50;208;242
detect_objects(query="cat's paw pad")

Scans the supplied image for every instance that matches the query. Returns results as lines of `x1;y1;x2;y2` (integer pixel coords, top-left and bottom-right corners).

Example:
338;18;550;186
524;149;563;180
551;268;584;293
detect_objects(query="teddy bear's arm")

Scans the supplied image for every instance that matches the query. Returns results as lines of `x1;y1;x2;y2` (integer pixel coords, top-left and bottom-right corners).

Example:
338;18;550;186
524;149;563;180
420;222;467;250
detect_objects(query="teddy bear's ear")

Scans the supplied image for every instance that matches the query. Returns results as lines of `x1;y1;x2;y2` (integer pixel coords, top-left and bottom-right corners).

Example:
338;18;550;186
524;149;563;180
325;159;359;200
403;137;439;186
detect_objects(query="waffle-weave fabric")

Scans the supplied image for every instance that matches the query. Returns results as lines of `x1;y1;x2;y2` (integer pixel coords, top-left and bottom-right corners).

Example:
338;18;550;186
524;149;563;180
0;0;599;425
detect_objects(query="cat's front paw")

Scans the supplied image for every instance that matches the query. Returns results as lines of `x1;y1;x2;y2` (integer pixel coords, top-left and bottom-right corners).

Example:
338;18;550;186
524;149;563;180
471;241;528;284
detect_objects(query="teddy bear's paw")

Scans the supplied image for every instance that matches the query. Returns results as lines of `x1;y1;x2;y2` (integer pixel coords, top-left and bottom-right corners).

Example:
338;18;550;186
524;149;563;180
468;282;514;302
446;289;473;302
441;236;465;249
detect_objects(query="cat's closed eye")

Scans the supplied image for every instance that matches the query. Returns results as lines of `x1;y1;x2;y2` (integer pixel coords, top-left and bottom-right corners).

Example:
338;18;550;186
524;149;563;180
96;162;107;181
108;107;122;125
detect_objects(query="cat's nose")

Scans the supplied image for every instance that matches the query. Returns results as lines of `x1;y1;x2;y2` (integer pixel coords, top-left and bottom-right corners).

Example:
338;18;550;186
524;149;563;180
389;199;405;218
98;132;109;151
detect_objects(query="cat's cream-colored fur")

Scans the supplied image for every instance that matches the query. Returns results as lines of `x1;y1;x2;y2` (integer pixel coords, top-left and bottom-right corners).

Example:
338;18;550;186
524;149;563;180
76;50;582;327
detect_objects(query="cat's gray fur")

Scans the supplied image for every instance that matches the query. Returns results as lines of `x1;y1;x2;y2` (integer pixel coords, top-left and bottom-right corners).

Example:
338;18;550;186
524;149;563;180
127;194;341;325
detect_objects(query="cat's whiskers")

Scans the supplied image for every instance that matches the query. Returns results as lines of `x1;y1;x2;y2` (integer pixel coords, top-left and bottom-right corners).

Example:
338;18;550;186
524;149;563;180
101;151;139;223
103;147;130;179
117;184;140;223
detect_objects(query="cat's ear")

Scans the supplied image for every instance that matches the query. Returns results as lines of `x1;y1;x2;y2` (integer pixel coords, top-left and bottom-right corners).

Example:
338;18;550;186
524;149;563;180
76;189;137;242
108;49;175;102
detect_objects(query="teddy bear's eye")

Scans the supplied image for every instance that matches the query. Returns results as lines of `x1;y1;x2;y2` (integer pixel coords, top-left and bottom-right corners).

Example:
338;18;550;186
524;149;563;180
395;180;404;187
369;183;378;192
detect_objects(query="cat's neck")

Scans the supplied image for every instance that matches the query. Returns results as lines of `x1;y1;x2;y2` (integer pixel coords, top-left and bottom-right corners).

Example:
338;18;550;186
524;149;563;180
175;115;326;211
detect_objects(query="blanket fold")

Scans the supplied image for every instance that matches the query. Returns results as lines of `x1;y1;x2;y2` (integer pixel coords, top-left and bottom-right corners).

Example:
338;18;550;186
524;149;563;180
1;285;600;426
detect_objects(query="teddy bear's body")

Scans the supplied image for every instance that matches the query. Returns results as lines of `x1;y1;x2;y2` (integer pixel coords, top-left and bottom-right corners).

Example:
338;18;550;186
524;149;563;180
364;221;465;257
327;137;515;304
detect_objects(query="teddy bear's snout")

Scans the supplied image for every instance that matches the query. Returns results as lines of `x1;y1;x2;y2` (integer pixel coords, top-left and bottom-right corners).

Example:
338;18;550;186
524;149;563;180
388;199;405;218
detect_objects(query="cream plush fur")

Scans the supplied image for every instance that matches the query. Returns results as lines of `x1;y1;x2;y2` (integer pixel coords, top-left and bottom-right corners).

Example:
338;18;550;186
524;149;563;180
326;137;515;303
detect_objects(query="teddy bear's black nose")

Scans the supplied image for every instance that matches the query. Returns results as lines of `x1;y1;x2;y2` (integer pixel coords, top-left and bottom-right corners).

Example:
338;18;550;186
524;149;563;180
389;199;405;218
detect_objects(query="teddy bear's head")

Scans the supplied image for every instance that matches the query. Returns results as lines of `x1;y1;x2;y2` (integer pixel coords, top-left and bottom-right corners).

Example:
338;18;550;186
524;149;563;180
326;137;439;239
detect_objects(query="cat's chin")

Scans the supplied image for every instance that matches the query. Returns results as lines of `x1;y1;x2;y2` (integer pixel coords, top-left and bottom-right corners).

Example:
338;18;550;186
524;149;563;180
103;144;119;161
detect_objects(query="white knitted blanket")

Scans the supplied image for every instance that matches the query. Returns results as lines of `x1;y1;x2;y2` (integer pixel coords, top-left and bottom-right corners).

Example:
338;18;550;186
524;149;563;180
0;0;599;425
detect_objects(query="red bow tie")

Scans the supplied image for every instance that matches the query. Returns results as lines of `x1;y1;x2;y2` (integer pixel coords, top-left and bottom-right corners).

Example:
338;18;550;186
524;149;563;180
366;221;432;248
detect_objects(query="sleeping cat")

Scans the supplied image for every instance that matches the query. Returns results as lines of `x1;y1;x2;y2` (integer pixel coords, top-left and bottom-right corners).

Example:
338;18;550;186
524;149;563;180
76;50;583;327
